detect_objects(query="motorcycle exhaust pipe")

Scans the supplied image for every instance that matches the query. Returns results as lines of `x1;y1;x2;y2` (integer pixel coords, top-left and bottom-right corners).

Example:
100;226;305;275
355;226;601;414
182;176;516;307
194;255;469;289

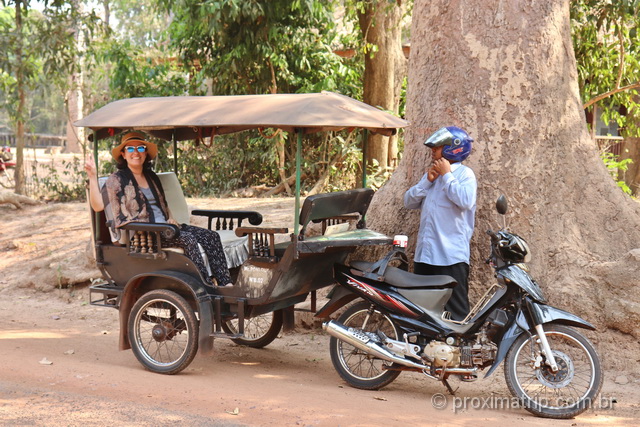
323;320;428;370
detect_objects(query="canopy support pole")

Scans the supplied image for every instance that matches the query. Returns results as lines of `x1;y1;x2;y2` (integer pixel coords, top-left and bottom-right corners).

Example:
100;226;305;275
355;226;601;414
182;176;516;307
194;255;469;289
172;131;178;175
93;130;100;242
294;129;303;237
362;129;369;188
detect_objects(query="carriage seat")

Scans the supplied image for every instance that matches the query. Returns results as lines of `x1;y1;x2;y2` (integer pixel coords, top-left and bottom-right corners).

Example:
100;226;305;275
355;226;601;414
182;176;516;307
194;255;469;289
237;188;391;261
98;172;259;268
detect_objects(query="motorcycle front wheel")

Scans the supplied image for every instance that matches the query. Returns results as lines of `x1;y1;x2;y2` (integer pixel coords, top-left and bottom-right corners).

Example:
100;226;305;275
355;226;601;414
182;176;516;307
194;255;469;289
222;309;283;348
329;301;401;390
504;323;603;419
128;290;199;375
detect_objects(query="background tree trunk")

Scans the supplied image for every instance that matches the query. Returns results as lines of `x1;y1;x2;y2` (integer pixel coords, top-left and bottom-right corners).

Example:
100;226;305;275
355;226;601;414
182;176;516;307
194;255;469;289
366;0;640;347
619;98;640;196
620;136;640;196
65;74;84;154
358;0;404;173
13;0;26;195
64;0;85;154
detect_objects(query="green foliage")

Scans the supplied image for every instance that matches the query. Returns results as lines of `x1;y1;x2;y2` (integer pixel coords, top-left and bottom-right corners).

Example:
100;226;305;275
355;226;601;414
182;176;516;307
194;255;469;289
305;131;363;193
0;6;43;123
600;150;633;195
30;156;86;202
99;39;193;98
2;1;405;198
160;0;360;96
99;0;365;196
571;0;640;135
85;0;369;196
168;129;366;197
0;3;104;123
175;132;277;195
109;0;171;48
92;0;193;99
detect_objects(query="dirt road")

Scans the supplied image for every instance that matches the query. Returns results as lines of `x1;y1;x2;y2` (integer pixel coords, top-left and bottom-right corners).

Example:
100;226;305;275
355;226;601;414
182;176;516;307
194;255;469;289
0;199;638;426
0;283;636;426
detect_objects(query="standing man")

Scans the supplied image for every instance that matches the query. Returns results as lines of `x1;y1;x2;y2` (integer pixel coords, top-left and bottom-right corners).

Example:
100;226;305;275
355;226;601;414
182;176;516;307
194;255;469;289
404;126;477;321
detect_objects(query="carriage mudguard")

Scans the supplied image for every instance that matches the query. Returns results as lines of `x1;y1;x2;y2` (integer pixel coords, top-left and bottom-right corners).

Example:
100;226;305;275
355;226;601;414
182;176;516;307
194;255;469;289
118;270;214;356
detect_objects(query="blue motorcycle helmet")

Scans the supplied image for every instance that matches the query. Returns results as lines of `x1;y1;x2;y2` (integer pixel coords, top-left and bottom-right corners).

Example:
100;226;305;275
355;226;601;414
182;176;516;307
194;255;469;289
424;126;473;162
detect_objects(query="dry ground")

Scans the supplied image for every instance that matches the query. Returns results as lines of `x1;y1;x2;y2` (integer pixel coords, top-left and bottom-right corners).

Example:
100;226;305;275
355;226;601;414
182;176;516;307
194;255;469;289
0;196;639;426
0;150;638;425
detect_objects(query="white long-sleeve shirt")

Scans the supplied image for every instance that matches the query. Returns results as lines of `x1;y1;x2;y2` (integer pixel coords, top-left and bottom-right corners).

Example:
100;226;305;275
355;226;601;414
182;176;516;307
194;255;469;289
404;163;477;266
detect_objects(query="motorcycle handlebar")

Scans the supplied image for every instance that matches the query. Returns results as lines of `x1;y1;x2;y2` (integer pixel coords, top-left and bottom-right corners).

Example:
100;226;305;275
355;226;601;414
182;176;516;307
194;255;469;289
486;229;500;242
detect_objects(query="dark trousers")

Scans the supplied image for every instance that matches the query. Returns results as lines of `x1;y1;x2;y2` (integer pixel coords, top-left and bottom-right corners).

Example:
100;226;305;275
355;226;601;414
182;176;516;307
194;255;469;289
414;262;470;321
164;225;231;287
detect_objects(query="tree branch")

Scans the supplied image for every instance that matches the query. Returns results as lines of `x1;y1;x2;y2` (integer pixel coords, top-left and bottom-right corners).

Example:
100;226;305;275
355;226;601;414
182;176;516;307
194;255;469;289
616;25;624;90
583;82;640;110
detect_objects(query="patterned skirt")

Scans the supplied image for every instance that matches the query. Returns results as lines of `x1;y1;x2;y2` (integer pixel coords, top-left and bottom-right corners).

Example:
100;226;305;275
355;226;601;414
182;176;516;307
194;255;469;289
164;225;231;286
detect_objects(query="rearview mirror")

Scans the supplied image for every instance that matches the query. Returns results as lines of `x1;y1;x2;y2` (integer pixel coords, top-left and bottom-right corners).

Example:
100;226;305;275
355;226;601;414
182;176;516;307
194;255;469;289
496;195;508;215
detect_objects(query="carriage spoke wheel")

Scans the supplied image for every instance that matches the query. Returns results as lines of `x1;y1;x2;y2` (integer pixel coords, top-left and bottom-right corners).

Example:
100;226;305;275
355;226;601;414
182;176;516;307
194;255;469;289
128;290;199;375
222;309;283;348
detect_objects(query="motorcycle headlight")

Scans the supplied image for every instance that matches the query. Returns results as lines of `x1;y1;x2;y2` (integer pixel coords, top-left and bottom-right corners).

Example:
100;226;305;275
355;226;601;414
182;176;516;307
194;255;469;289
498;233;531;263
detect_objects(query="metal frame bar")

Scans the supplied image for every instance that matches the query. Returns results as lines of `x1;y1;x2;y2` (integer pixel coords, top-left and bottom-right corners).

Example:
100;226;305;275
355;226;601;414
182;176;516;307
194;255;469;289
92;130;101;242
362;128;369;188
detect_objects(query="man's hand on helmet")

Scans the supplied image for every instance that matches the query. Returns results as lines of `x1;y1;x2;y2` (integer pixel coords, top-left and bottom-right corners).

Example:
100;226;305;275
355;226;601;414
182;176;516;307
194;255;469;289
433;158;451;176
427;166;439;182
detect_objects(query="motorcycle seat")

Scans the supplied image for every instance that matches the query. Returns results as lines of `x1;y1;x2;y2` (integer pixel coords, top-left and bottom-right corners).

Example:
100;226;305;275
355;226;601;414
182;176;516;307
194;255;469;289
350;261;457;289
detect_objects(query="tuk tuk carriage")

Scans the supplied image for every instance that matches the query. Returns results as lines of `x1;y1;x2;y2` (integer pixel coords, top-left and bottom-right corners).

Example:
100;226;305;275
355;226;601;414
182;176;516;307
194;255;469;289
75;92;408;374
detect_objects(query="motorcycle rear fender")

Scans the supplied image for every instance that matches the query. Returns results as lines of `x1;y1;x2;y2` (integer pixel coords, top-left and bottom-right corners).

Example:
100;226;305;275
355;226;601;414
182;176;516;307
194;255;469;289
484;302;596;378
315;285;357;318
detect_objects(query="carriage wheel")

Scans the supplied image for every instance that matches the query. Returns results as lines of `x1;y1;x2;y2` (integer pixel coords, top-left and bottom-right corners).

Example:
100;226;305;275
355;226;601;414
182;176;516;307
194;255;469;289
222;309;283;348
128;290;199;374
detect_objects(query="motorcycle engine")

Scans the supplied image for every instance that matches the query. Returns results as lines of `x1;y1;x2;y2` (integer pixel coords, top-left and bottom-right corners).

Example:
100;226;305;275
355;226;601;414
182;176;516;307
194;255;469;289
423;341;461;368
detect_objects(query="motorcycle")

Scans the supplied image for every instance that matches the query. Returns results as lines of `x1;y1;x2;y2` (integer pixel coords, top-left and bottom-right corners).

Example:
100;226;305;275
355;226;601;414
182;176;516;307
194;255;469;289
318;195;602;419
0;146;16;188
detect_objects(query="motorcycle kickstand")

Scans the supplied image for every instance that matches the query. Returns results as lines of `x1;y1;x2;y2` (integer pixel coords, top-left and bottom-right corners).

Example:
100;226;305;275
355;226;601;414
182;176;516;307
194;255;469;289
440;374;458;395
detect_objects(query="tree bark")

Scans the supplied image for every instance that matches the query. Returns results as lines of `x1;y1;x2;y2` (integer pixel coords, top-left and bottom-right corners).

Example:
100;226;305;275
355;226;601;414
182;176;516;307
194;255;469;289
366;0;640;339
358;0;404;172
14;0;26;195
620;136;640;196
619;97;640;195
65;73;84;153
64;0;85;154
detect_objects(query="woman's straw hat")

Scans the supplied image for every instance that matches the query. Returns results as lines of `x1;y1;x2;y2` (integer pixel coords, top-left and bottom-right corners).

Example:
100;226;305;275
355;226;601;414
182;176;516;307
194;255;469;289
111;131;158;161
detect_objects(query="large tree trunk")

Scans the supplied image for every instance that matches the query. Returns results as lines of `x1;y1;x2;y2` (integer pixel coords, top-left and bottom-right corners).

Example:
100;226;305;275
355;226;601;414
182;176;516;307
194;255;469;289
13;0;26;195
620;136;640;196
65;73;84;153
64;0;85;154
358;0;404;173
619;98;640;196
367;0;640;342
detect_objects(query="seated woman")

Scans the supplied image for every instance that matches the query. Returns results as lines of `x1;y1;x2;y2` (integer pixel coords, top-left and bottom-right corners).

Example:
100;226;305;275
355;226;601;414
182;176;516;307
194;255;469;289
85;131;232;288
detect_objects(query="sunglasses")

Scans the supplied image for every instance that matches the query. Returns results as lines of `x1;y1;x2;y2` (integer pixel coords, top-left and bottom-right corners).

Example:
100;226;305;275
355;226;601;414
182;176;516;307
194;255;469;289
124;146;147;153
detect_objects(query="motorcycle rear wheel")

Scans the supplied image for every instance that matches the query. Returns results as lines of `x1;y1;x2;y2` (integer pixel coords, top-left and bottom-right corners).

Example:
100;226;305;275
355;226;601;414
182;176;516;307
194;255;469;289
504;323;603;419
329;301;401;390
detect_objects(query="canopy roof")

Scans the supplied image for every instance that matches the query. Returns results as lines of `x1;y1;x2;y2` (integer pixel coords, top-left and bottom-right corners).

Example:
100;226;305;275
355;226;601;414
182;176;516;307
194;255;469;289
74;91;408;141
